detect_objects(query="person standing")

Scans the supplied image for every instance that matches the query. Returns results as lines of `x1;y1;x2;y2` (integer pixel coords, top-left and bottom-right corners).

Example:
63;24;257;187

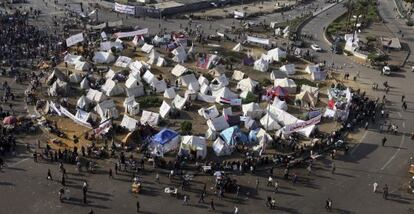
114;163;118;175
183;195;189;205
59;188;65;202
82;182;88;204
136;200;140;213
255;178;260;192
109;168;113;178
47;169;53;180
382;136;387;146
274;181;279;193
155;173;160;183
234;206;239;214
325;198;332;211
61;173;66;186
331;162;336;174
267;176;273;186
373;181;378;193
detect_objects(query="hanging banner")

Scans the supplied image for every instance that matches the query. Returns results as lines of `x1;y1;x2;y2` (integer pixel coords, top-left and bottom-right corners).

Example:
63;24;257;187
246;36;270;45
114;28;148;38
93;119;112;135
66;33;84;47
284;115;321;134
60;106;92;129
114;2;136;15
50;101;62;116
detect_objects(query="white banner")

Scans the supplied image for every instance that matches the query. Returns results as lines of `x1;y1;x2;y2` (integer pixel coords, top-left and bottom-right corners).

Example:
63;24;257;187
114;2;135;15
247;36;270;45
284;115;321;133
93;119;112;135
234;11;245;19
115;28;148;38
66;33;84;47
60;106;92;129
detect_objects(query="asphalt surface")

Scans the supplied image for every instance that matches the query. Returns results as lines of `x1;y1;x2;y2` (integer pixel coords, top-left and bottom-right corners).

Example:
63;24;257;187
1;0;414;213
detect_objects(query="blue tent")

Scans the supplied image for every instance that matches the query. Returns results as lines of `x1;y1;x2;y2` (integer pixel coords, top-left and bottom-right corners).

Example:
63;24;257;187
151;129;179;146
248;129;259;143
220;126;248;145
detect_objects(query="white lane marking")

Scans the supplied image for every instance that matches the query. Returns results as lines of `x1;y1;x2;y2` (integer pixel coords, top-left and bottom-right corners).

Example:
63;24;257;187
350;130;368;155
8;158;30;168
398;112;402;118
381;134;405;170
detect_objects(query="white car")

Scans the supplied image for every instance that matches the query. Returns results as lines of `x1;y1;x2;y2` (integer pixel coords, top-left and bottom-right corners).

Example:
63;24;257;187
382;66;391;75
311;44;322;52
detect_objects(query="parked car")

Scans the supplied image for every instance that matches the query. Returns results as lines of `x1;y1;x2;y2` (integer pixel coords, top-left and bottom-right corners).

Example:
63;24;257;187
382;66;391;75
311;44;322;52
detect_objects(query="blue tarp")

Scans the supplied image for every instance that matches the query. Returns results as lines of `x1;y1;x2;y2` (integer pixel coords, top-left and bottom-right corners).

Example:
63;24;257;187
151;128;178;145
248;129;259;143
220;126;248;145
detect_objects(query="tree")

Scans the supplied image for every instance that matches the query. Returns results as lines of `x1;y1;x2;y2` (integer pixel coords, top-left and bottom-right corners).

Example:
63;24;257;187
180;121;192;134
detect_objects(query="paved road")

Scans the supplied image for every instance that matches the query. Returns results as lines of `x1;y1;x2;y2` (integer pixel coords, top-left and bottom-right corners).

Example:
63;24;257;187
299;1;414;213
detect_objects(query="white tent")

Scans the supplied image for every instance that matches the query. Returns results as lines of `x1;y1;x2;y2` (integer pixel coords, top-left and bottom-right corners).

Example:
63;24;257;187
164;87;176;99
159;101;172;118
267;47;287;62
93;51;115;64
140;110;159;127
80;78;90;90
212;87;237;101
213;137;232;156
179;74;199;89
86;89;106;103
129;60;150;75
274;78;297;93
236;77;258;92
232;70;245;81
74;61;91;71
200;83;211;95
114;56;132;68
232;43;242;52
280;64;296;75
242;102;263;119
239;91;249;99
142;70;155;84
171;64;188;77
141;43;154;53
105;69;118;80
69;73;83;83
100;41;123;51
254;57;269;72
64;54;83;65
260;113;281;131
101;79;124;96
198;75;209;86
305;64;320;74
208;66;226;77
120;114;138;131
180;136;207;159
123;96;140;115
147;49;160;65
210;74;229;91
150;79;167;93
172;95;188;110
198;105;219;119
48;79;69;96
311;70;326;81
46;69;68;85
172;46;187;63
156;57;166;67
272;97;288;111
76;95;90;109
125;77;145;97
207;115;229;132
301;85;319;98
295;91;317;107
270;70;288;80
95;99;119;119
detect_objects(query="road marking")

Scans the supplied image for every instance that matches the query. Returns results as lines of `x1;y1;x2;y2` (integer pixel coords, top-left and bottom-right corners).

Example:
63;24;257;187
381;134;405;170
8;158;30;168
350;130;368;155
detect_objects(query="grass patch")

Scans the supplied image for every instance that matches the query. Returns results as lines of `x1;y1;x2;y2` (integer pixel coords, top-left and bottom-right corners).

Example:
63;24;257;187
137;96;162;108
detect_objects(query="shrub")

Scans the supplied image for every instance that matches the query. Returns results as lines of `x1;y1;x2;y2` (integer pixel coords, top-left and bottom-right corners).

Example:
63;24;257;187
180;121;192;134
138;96;162;108
260;78;272;87
243;92;258;104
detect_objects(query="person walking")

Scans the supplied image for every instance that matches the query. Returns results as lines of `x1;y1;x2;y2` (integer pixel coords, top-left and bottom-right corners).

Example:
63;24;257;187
382;136;387;146
183;195;189;205
274;181;279;193
267;176;273;186
59;188;65;202
307;164;312;175
234;206;239;214
331;162;336;174
109;168;113;178
136;200;140;213
114;163;118;175
325;198;332;211
155;173;160;183
47;169;53;180
210;198;215;211
373;181;378;193
82;182;88;204
255;178;260;192
292;173;298;185
383;184;389;199
198;192;205;203
61;173;66;186
402;95;405;102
